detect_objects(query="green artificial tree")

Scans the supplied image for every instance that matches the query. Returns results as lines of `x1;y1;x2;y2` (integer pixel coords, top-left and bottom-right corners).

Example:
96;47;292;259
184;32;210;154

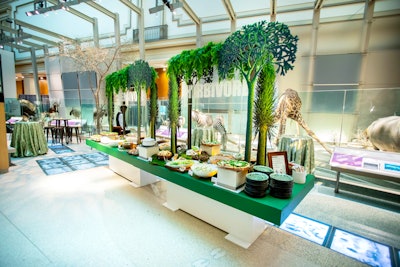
218;21;298;162
254;62;276;165
167;42;222;148
128;60;157;144
149;68;158;139
105;66;129;132
166;72;180;154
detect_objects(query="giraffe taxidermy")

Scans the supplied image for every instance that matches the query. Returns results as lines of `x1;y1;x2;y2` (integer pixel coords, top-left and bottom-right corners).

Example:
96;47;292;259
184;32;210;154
274;88;332;154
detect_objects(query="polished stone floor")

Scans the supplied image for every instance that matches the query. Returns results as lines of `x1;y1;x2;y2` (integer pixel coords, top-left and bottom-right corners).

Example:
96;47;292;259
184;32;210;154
1;140;399;267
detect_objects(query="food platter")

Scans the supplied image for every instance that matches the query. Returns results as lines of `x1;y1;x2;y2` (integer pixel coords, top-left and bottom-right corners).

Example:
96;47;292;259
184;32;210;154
165;159;196;172
216;159;251;171
190;163;218;178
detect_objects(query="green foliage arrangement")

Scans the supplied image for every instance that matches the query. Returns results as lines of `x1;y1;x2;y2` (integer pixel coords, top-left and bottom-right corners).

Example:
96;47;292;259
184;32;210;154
218;21;298;162
254;62;276;165
128;60;157;144
105;66;129;130
167;42;222;152
168;42;222;84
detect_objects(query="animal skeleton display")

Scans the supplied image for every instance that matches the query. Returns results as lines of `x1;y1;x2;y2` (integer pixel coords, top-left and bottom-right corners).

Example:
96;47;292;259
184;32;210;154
364;116;400;153
19;99;36;116
274;88;332;154
191;110;228;149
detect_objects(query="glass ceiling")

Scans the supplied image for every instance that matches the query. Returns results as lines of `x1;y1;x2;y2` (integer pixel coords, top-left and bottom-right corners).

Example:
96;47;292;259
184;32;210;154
0;0;399;61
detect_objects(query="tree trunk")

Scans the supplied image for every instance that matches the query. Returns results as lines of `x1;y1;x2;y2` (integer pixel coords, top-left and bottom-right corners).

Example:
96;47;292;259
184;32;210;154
244;80;255;162
136;86;142;145
170;121;177;154
107;93;114;132
257;126;268;165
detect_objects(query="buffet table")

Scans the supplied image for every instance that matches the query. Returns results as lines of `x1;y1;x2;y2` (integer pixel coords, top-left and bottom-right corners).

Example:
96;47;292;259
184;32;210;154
11;122;48;157
86;140;314;248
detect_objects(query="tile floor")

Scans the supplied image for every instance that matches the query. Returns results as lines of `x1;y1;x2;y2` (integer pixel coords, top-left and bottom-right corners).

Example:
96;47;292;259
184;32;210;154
1;140;399;267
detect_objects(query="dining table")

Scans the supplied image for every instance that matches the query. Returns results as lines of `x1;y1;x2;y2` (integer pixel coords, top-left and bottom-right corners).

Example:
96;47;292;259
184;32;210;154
10;121;48;157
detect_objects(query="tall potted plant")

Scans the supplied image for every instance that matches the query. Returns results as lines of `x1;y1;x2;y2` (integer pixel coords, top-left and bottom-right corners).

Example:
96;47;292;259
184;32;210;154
218;21;298;162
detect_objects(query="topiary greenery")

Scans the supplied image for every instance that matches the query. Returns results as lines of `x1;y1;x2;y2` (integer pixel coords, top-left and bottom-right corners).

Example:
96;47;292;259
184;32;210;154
167;42;222;152
218;21;298;162
105;66;130;131
128;59;157;144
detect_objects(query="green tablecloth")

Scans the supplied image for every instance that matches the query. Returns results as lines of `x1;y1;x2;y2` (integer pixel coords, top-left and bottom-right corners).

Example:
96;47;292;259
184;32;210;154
10;122;48;157
278;135;315;174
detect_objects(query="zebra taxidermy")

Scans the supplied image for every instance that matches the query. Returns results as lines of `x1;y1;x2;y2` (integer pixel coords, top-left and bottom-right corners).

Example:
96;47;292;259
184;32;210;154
191;110;213;128
70;108;81;118
213;115;228;150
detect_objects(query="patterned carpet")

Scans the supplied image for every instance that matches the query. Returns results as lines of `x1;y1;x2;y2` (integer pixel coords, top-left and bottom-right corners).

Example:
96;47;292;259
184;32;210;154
36;152;108;175
48;143;75;154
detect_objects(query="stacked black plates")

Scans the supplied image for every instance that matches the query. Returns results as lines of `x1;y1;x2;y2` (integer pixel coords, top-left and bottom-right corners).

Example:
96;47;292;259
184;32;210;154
253;165;274;177
269;173;294;199
244;172;269;198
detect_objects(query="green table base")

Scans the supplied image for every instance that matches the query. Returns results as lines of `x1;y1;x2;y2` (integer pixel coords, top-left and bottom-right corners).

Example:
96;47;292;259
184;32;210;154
278;135;315;174
11;122;48;157
87;139;314;225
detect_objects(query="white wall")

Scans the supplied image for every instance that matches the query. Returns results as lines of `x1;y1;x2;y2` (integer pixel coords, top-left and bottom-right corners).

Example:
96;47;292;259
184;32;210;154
0;50;17;99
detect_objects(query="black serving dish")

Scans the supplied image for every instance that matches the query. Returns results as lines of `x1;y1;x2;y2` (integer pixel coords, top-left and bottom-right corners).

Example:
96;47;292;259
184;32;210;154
244;172;269;198
269;173;294;199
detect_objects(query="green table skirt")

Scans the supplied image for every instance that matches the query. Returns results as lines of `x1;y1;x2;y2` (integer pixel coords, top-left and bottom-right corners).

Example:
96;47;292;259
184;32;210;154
11;122;48;157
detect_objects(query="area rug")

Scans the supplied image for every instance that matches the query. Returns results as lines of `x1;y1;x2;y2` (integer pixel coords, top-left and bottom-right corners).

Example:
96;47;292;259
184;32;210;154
48;143;74;154
37;152;108;175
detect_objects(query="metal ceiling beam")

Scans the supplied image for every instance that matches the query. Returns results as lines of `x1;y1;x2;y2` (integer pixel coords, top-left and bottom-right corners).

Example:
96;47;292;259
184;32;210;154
119;0;141;15
221;0;236;32
0;24;58;47
85;0;120;47
221;0;235;21
14;19;75;43
48;0;100;47
181;0;200;25
86;1;117;19
315;0;324;9
119;0;143;58
270;0;276;22
361;0;374;53
47;0;96;23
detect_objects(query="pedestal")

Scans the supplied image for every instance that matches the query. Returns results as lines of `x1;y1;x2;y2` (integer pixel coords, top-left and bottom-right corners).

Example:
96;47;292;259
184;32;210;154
216;167;248;190
164;181;267;248
138;145;159;159
200;144;221;156
109;156;159;187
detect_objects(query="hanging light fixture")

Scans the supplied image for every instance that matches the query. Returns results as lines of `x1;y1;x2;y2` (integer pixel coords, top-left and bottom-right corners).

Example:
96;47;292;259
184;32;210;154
26;0;93;16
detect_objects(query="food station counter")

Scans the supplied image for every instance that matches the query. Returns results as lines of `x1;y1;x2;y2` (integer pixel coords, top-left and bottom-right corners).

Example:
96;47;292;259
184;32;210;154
86;139;315;248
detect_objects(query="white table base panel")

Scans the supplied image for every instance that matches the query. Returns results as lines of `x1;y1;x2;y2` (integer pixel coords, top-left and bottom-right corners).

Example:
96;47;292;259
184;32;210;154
163;181;267;248
109;156;159;187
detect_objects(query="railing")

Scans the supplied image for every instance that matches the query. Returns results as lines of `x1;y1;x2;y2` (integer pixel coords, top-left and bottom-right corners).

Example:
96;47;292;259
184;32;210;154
133;25;168;43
